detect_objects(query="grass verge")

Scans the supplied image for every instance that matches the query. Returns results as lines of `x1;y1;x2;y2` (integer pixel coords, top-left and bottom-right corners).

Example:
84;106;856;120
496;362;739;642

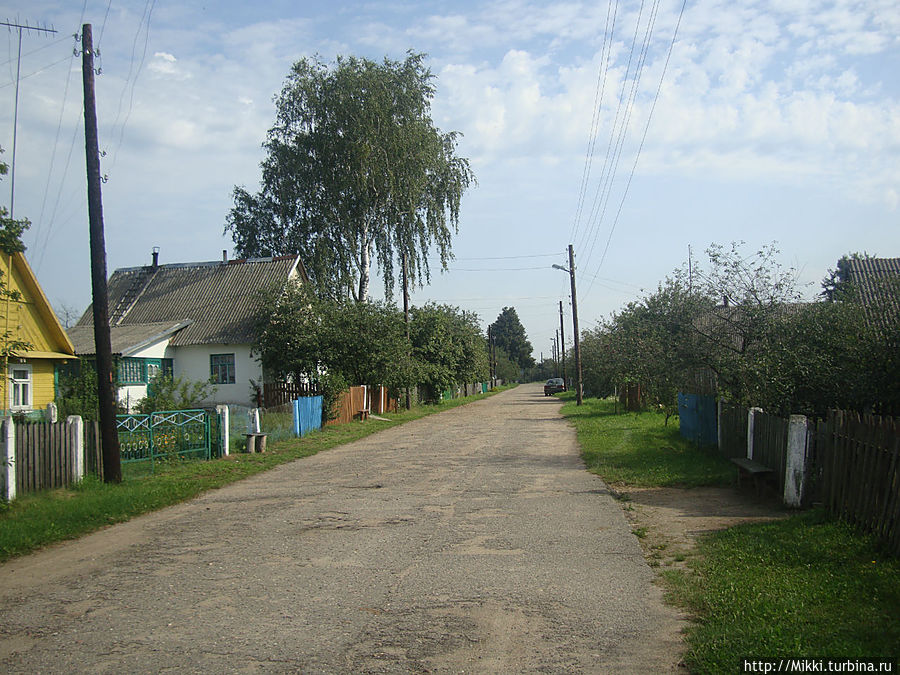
559;394;900;671
558;394;735;487
664;509;900;672
0;385;515;562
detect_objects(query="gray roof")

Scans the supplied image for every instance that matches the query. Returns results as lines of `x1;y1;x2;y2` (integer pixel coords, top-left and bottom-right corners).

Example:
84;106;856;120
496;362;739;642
847;258;900;324
68;321;191;356
75;255;305;347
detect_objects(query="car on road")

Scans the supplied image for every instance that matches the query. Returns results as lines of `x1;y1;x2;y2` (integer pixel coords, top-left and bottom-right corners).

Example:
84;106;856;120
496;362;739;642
543;378;566;396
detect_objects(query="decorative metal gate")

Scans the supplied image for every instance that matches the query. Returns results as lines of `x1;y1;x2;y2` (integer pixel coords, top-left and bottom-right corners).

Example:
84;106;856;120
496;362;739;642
117;409;212;469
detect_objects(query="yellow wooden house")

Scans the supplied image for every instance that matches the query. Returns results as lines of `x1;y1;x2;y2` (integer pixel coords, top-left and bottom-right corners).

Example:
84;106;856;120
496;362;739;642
0;251;75;418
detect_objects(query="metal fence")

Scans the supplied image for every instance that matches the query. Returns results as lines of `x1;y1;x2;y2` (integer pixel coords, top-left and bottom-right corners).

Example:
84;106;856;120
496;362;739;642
117;409;212;470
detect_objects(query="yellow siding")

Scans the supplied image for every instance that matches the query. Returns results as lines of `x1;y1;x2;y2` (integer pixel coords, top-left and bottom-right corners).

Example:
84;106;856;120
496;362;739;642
30;359;57;410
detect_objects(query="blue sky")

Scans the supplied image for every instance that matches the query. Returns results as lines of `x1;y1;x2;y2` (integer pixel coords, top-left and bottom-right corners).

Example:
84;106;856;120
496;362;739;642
2;0;898;358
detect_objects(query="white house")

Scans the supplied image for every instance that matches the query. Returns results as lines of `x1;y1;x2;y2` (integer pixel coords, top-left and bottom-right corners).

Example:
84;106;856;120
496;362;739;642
68;250;308;410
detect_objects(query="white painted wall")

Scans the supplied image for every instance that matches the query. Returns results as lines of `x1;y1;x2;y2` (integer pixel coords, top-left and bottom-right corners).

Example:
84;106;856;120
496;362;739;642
116;337;175;412
173;344;262;408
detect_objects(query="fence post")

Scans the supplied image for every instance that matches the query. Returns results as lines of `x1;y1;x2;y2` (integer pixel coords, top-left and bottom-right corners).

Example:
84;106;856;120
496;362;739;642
67;415;85;482
1;418;15;501
248;408;261;434
784;415;809;507
747;407;762;460
216;405;230;456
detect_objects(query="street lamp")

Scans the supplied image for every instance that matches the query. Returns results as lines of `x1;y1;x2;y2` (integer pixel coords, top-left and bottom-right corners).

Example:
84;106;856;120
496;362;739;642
553;245;583;405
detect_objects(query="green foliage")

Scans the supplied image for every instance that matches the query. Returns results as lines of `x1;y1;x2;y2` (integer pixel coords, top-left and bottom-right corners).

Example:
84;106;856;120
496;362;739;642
488;306;534;370
666;510;900;672
135;374;217;414
821;252;874;301
580;241;900;416
56;362;100;421
561;396;736;487
409;303;488;402
226;52;475;302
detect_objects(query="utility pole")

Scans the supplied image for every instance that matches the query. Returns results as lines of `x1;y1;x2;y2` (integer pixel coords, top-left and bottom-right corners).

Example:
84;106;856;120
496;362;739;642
1;19;57;219
568;244;583;405
82;24;121;483
402;252;411;410
559;300;566;390
554;331;559;377
487;326;493;387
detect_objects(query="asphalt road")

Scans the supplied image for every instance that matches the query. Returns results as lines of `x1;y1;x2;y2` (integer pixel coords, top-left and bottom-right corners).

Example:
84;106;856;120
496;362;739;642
0;383;682;673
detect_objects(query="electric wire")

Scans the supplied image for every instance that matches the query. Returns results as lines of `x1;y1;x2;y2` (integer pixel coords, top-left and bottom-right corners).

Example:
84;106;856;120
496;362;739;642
107;0;156;171
0;32;71;69
575;0;651;259
569;0;618;245
581;0;661;269
584;0;688;298
33;32;79;268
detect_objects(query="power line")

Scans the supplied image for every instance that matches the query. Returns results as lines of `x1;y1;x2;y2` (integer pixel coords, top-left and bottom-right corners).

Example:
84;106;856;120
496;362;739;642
584;0;688;298
453;252;561;261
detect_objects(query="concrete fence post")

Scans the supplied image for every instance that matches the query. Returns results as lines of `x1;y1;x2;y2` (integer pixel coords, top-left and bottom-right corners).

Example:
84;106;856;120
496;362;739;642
217;405;230;456
747;407;762;460
2;418;16;502
67;415;84;482
784;415;809;507
248;408;261;434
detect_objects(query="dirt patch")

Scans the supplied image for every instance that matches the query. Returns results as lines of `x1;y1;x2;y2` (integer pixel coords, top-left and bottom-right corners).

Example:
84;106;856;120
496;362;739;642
611;485;789;570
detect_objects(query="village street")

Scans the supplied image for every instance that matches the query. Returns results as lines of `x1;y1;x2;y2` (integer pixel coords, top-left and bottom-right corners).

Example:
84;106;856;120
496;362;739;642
0;383;682;673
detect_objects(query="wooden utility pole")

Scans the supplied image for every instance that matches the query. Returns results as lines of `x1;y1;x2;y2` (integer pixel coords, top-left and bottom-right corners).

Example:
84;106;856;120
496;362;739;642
568;244;583;405
82;24;121;483
559;300;566;389
554;331;559;377
402;252;410;410
487;326;495;387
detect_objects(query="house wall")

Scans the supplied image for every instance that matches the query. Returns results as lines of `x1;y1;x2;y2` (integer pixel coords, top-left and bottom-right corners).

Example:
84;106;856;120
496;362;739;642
116;338;174;413
173;344;261;408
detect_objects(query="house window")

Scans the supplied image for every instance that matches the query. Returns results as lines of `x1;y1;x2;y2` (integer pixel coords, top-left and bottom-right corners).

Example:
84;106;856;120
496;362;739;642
118;358;174;385
210;354;235;384
10;364;32;410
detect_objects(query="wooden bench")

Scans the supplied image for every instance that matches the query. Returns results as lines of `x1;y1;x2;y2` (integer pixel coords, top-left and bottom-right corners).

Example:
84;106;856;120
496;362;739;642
357;409;369;421
731;457;774;497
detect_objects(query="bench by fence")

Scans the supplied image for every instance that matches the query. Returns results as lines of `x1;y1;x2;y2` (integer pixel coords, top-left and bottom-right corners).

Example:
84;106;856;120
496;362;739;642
731;457;774;497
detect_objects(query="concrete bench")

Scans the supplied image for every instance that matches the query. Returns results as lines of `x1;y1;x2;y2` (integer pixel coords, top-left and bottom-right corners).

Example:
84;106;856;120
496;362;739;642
731;457;774;496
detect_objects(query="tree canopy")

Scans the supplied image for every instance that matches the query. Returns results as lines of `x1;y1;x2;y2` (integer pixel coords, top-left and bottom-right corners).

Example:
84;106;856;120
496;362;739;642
488;307;534;370
579;242;899;417
227;52;475;302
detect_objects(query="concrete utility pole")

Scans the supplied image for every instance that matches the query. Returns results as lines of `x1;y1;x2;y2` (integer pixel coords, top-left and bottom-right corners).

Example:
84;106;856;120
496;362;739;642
552;245;583;405
559;300;566;390
1;19;57;219
82;24;121;483
568;244;583;405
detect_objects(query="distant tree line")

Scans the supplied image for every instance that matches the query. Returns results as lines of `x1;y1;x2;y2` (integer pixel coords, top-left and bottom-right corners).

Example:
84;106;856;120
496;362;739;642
578;243;899;418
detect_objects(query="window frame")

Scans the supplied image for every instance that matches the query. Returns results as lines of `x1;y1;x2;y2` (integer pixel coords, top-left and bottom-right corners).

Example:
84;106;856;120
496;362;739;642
9;363;33;410
210;353;236;385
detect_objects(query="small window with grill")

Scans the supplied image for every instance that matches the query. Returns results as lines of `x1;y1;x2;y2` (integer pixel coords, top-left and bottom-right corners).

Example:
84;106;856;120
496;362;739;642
210;354;235;384
118;358;145;385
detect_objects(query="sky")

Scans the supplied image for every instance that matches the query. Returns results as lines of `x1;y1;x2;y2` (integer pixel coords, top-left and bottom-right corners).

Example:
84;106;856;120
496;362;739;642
2;0;898;360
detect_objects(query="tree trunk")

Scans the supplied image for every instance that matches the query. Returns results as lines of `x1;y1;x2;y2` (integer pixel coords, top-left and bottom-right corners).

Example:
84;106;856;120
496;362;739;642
357;222;373;302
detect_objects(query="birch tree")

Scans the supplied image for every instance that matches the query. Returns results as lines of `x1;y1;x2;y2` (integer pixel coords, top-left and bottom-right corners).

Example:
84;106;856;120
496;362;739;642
227;52;474;302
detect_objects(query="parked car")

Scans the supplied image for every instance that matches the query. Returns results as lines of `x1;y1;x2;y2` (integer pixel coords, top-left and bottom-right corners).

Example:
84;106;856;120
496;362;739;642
543;378;566;396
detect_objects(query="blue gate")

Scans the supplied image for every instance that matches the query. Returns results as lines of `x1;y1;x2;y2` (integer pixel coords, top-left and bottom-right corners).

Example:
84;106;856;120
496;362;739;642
117;409;212;469
293;396;323;437
677;393;717;446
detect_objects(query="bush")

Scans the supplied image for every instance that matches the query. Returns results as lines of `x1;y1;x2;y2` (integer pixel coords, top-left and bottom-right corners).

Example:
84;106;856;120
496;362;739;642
136;375;217;414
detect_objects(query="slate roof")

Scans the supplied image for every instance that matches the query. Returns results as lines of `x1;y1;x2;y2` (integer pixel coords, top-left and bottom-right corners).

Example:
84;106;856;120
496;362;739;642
846;257;900;325
67;321;192;356
74;255;306;347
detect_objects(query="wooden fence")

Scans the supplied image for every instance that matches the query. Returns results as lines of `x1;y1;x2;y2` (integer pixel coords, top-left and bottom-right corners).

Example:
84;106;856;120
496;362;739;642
14;421;79;493
262;381;318;408
818;411;900;555
718;401;748;459
752;411;788;495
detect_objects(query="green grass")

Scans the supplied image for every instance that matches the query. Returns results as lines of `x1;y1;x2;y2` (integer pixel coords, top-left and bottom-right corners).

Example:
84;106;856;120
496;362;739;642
559;394;736;487
0;385;515;562
664;510;900;673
